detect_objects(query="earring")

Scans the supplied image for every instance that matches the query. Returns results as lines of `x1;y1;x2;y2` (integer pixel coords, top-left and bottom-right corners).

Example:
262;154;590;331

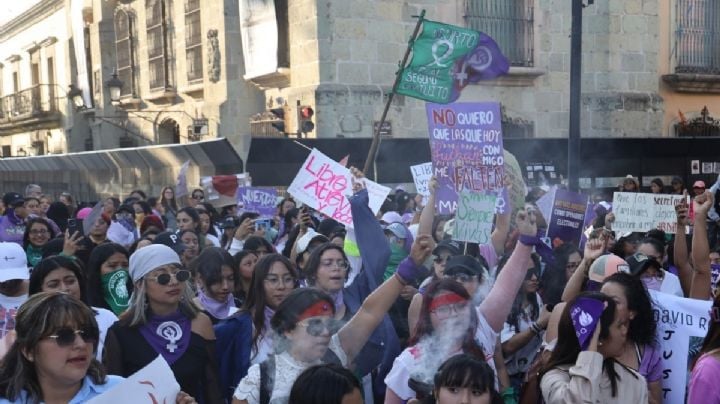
598;342;603;346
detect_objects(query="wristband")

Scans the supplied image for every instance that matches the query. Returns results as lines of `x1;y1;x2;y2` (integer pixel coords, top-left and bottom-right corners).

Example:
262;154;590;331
518;234;541;247
396;256;422;284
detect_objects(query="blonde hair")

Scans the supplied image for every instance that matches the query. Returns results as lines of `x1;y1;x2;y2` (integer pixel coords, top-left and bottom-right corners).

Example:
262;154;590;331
122;275;200;327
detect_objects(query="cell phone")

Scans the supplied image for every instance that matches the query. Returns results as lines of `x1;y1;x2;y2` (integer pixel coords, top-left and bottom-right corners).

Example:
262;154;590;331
255;219;271;232
67;218;84;237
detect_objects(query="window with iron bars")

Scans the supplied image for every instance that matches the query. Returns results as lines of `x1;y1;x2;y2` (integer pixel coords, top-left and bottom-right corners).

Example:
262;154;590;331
115;10;137;97
675;0;720;74
185;0;202;82
147;0;175;90
465;0;534;67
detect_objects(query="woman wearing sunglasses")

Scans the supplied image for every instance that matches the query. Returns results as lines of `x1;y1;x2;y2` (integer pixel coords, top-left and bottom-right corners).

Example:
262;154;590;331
103;244;222;403
215;253;297;401
28;256;118;360
384;208;537;403
0;293;124;402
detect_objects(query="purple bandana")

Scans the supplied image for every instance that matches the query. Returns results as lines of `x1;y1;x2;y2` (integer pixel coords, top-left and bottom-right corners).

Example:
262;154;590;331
198;288;235;320
711;264;720;290
263;306;275;331
570;297;605;350
139;310;191;365
331;290;344;314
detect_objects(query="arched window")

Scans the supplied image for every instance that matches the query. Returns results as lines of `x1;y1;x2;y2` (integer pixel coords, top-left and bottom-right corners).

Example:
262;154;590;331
114;10;137;97
147;0;175;90
185;0;202;82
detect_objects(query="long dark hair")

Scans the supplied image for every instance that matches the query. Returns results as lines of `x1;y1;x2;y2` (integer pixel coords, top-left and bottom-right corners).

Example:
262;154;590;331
159;186;178;212
29;256;88;303
177;207;201;232
498;253;542;333
414;354;503;404
694;294;720;369
541;292;633;397
189;247;236;290
603;272;657;346
237;253;297;353
541;244;582;307
85;243;131;310
409;279;485;359
22;217;57;249
288;363;360;404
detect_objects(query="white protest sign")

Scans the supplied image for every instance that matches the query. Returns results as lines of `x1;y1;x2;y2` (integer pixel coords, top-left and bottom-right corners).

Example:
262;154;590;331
287;149;391;227
649;290;711;404
453;190;496;244
612;192;686;234
410;162;433;197
87;356;180;403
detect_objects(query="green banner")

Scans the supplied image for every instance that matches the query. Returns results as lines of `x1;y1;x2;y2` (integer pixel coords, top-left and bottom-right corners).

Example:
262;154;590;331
396;20;480;104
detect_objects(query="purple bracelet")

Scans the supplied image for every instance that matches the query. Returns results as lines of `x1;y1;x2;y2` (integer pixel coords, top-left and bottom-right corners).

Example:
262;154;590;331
518;234;540;247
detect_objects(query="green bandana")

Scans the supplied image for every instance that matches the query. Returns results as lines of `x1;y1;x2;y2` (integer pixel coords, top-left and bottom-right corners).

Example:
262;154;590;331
26;245;43;268
101;269;131;315
383;244;409;281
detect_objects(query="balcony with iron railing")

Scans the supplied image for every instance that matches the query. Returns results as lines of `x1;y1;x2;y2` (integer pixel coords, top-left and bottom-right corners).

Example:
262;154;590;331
0;84;63;134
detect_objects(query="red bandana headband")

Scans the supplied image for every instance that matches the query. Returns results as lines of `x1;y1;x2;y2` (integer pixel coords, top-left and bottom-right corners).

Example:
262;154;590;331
298;300;334;322
429;293;467;312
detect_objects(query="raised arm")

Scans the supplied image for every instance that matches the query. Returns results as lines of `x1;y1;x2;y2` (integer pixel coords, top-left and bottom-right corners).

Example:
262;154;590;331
673;199;693;296
480;209;535;332
338;234;433;362
691;191;713;300
418;177;438;236
561;238;604;302
491;209;511;256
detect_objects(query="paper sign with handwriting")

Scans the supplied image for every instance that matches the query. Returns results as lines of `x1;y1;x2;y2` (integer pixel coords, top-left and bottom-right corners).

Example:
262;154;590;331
87;356;179;403
612;192;686;234
426;102;507;215
453;190;497;244
411;162;433;196
287;149;390;227
237;187;277;217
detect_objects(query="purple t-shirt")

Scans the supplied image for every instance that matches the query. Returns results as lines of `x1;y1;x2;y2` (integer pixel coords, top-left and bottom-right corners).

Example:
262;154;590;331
638;343;663;382
688;354;720;404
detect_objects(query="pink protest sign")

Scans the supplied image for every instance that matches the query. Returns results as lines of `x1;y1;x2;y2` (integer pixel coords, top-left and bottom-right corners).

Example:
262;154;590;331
287;149;390;227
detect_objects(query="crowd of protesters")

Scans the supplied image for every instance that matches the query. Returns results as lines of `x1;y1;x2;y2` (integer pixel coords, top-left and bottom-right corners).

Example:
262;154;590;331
0;172;716;403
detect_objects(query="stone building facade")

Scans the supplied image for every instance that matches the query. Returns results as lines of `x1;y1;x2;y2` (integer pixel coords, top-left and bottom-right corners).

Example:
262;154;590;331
263;0;719;142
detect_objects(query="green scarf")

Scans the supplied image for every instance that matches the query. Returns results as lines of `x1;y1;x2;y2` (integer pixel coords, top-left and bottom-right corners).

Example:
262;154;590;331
26;245;43;267
383;244;409;281
101;269;131;315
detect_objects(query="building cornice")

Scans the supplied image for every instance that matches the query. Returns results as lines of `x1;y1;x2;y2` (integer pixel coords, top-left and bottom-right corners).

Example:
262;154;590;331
0;0;65;41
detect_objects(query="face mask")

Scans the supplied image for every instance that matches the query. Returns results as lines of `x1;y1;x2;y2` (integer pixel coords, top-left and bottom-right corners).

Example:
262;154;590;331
101;269;131;315
641;275;662;291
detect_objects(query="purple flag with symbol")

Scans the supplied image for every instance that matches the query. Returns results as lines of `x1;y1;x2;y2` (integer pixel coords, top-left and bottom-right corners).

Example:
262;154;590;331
570;297;606;350
449;32;510;103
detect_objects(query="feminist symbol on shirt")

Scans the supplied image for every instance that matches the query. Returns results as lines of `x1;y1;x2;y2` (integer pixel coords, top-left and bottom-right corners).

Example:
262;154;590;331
156;321;183;353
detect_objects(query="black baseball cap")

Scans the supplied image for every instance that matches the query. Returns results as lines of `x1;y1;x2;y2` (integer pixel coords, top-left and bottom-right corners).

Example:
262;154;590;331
2;192;24;207
444;255;486;277
625;252;662;277
153;231;186;255
432;239;463;256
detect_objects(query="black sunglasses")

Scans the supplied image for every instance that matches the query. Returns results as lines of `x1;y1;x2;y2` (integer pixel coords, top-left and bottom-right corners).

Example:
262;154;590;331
47;326;99;347
303;318;342;337
149;270;191;285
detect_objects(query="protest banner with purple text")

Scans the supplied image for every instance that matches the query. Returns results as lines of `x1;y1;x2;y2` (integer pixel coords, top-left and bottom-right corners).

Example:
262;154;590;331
237;187;278;217
426;102;506;214
546;188;589;247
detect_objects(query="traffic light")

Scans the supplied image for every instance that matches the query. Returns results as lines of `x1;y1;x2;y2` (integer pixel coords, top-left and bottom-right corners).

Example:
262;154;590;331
269;107;287;135
299;106;314;134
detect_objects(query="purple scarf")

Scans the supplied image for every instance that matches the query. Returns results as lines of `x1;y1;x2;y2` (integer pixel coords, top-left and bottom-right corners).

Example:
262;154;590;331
139;310;191;365
198;288;235;320
263;306;275;331
330;290;344;314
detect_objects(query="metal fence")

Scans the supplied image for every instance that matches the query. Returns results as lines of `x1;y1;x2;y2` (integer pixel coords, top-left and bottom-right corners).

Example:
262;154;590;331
465;0;534;67
675;0;720;74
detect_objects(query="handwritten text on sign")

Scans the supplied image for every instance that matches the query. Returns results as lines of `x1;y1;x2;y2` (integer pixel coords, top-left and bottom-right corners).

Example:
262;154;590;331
411;162;433;197
612;192;687;234
287;149;390;227
426;102;507;215
237;187;278;217
453;190;496;244
648;290;711;404
88;355;180;403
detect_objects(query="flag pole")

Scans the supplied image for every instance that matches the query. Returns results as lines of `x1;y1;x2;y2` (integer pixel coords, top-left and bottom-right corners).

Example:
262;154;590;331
363;9;426;179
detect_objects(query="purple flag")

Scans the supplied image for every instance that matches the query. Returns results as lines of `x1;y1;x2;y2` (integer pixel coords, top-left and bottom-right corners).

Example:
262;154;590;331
570;297;606;350
449;33;510;103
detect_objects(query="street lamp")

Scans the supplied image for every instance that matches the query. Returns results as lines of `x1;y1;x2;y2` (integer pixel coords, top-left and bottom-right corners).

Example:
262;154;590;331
105;70;124;104
67;84;86;110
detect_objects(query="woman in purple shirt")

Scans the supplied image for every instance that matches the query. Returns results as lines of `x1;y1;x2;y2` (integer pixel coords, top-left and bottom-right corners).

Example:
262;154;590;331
688;294;720;404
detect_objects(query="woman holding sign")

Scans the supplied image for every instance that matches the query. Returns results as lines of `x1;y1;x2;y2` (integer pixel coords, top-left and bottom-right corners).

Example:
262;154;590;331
540;292;647;403
103;244;222;403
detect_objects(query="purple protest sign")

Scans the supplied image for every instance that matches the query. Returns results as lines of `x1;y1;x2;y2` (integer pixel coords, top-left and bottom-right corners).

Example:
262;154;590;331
546;189;589;248
570;297;606;350
426;102;506;214
236;187;278;217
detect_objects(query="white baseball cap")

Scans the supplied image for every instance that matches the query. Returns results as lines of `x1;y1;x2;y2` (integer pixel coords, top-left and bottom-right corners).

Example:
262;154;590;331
296;229;329;255
0;242;28;282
